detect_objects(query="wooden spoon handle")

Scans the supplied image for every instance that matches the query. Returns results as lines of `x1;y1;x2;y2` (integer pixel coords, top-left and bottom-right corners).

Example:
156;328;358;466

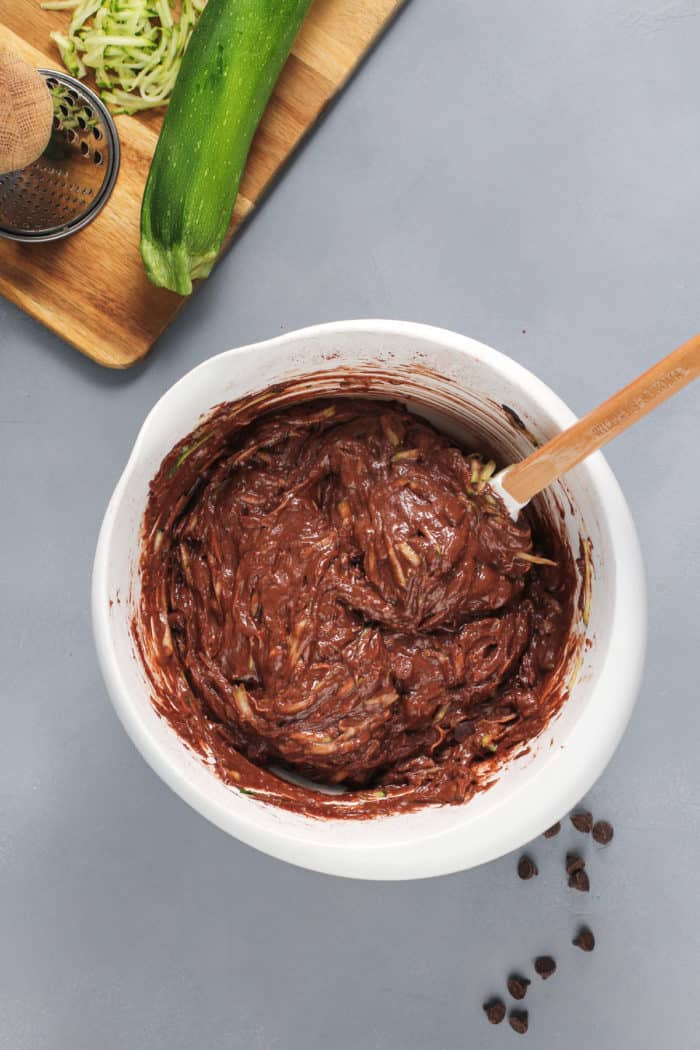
502;332;700;506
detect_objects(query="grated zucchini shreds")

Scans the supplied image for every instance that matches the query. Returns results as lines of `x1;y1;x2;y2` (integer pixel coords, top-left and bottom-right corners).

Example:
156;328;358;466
40;0;207;114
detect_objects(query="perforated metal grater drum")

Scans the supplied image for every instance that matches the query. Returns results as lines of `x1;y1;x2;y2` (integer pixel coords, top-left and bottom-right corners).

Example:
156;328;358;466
0;70;120;242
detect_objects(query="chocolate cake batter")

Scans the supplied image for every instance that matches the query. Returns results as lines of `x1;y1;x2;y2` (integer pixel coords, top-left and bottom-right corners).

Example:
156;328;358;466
137;397;576;818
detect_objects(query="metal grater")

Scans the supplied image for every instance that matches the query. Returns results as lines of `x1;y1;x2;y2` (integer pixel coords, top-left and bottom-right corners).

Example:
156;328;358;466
0;70;120;243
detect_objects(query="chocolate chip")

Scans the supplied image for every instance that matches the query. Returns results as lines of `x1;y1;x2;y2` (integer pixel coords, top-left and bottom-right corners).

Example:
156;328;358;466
570;810;593;833
568;868;590;892
566;852;586;876
509;1010;529;1034
592;819;614;845
507;975;531;1000
454;720;475;743
483;998;506;1024
572;927;595;952
534;955;556;979
517;855;538;880
543;821;561;838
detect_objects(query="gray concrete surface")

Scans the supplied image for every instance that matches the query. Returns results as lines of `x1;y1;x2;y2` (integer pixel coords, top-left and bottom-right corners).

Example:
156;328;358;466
2;1;699;1047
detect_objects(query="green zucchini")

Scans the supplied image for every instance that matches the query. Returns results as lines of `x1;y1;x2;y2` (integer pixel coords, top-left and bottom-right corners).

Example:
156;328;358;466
140;0;313;295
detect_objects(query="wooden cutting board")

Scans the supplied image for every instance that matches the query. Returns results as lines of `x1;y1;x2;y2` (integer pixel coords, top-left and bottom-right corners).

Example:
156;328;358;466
0;0;406;368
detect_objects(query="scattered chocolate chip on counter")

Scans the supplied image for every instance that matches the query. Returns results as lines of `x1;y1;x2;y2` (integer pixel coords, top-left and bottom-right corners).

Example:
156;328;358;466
509;1010;529;1034
483;998;506;1025
568;868;590;892
570;810;593;833
592;819;614;845
507;975;531;1000
572;927;595;952
534;955;557;980
566;852;586;876
517;855;538;880
487;807;616;1032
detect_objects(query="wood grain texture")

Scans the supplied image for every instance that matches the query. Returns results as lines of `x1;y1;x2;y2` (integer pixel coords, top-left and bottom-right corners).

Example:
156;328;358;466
0;0;406;367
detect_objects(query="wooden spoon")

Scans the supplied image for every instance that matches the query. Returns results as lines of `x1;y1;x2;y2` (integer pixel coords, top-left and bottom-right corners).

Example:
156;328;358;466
491;332;700;518
0;51;53;175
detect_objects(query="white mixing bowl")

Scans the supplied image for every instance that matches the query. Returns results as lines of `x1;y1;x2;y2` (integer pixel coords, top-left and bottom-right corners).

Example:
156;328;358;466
92;320;646;880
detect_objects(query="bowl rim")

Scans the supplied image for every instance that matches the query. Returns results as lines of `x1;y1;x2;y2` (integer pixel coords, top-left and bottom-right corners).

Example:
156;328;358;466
92;319;646;880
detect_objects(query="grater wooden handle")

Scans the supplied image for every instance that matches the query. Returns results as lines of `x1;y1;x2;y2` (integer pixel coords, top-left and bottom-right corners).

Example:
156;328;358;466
0;51;53;174
502;332;700;506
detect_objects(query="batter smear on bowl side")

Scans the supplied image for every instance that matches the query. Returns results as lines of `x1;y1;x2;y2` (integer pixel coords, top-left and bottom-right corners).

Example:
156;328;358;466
136;398;576;817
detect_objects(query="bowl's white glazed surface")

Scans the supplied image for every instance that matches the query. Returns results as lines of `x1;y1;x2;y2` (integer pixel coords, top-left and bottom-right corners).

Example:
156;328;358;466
92;321;646;880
